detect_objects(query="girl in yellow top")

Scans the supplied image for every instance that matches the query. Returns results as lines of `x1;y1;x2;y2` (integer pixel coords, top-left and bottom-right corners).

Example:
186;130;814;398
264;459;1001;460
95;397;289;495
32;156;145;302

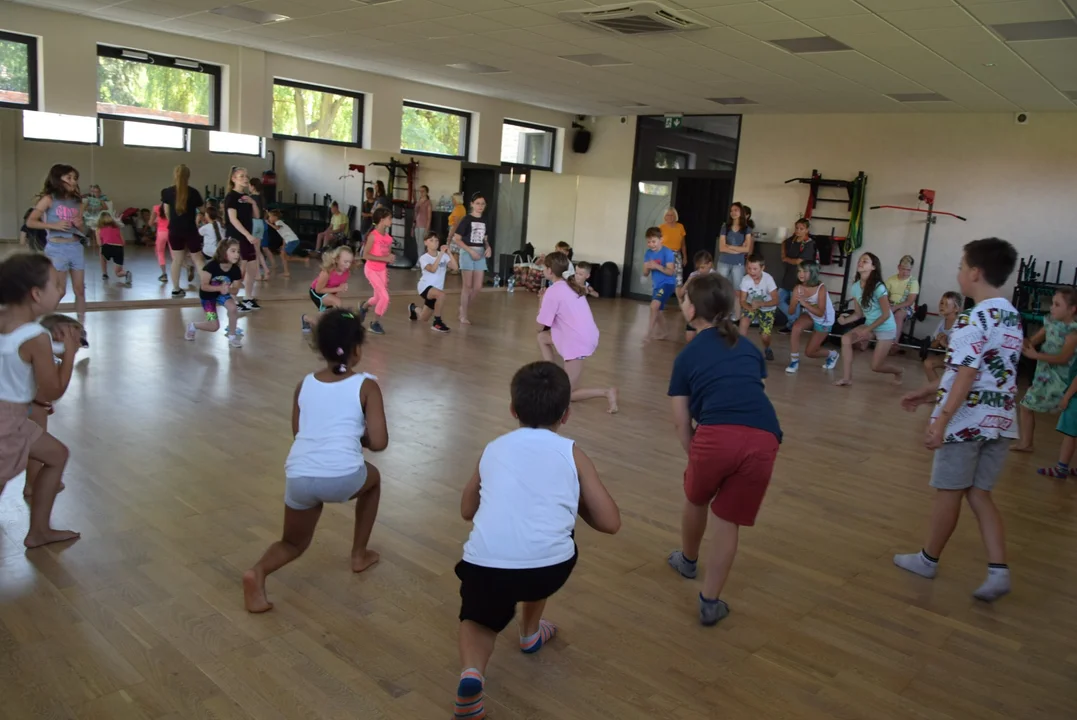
660;207;687;286
884;255;920;336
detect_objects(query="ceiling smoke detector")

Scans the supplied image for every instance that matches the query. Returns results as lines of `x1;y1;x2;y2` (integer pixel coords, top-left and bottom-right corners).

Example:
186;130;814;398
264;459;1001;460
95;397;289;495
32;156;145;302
560;2;706;36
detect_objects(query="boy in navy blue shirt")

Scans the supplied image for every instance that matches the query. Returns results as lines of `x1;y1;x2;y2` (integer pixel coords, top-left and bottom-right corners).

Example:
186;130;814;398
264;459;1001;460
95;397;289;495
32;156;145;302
666;272;782;626
643;226;677;342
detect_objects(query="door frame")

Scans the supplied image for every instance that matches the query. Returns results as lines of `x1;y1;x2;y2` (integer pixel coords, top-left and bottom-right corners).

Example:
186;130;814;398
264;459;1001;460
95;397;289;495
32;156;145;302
621;115;744;300
499;163;534;252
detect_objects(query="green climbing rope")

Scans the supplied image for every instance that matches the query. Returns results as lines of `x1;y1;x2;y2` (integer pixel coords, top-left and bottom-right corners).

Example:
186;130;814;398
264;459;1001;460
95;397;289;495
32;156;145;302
846;173;867;252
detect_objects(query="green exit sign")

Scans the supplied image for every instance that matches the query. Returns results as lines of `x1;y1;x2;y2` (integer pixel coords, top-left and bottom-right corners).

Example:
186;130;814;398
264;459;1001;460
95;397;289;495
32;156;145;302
664;115;683;129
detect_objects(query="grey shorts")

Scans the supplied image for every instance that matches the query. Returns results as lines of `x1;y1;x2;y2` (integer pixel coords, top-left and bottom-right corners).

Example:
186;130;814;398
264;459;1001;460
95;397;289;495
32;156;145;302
45;241;86;272
929;439;1011;491
285;465;368;510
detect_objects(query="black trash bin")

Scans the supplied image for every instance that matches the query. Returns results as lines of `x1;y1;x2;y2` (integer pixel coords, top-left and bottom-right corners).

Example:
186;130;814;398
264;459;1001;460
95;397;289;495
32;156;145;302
596;261;620;298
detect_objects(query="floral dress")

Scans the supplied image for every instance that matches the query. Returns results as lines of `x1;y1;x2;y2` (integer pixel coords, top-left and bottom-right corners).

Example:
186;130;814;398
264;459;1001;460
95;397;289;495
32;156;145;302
1021;317;1077;412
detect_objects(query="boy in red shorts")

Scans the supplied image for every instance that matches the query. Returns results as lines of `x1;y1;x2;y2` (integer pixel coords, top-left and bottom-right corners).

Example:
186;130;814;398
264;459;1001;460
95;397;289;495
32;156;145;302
666;273;782;625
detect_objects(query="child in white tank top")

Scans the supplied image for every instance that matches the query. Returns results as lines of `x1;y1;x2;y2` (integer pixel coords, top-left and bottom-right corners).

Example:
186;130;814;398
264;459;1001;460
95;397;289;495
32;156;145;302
0;253;81;549
452;361;622;720
243;309;388;614
785;261;840;374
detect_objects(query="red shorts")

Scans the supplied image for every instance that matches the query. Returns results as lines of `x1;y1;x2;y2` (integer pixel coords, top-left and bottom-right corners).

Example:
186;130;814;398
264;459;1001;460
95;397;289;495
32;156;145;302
684;424;778;526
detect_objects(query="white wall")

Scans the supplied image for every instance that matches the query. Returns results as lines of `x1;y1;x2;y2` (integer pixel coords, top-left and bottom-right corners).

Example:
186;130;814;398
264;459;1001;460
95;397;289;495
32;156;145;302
734;113;1077;306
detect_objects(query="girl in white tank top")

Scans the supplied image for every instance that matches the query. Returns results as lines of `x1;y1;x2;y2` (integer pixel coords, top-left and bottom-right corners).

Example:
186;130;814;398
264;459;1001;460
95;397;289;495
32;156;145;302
785;262;841;374
0;253;81;549
243;309;389;615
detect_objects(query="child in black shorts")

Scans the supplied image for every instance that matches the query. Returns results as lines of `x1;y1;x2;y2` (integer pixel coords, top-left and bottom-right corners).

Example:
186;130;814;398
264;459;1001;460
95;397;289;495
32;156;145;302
453;361;621;719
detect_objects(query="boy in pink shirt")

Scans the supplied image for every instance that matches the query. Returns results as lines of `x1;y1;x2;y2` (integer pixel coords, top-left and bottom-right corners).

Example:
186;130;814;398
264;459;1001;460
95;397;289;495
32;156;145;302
536;252;618;414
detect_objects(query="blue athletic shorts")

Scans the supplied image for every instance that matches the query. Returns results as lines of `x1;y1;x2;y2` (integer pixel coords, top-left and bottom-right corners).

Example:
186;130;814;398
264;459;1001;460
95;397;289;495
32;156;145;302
652;284;673;310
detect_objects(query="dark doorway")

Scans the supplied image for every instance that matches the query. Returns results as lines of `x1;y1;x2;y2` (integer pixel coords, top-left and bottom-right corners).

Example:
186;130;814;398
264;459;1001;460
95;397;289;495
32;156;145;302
675;178;733;277
460;163;499;255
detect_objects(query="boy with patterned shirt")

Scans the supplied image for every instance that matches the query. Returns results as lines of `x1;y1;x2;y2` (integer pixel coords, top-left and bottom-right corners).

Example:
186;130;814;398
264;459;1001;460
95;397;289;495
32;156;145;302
894;238;1022;602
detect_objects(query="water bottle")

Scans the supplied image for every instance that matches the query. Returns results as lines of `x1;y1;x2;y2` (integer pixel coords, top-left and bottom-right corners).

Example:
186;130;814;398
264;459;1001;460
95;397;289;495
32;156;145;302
493;275;501;288
507;275;515;294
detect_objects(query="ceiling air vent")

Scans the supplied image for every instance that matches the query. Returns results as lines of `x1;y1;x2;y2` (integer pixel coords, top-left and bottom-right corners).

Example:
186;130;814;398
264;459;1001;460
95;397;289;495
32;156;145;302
560;2;706;36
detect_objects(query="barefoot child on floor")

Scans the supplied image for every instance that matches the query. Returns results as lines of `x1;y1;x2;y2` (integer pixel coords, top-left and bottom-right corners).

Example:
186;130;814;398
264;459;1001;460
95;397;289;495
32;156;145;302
1012;288;1077;452
785;261;838;373
1038;364;1077;478
923;291;963;382
666;273;782;625
302;246;353;333
244;309;386;613
452;361;620;720
896;237;1022;602
536;252;619;413
266;209;309;278
408;232;457;333
0;253;81;548
678;250;714;343
834;252;903;387
358;207;394;336
185;239;243;348
643;227;677;342
737;254;779;361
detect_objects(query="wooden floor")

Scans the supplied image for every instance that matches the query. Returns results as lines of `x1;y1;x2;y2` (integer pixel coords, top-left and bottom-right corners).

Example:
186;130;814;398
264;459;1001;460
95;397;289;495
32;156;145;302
1;293;1076;720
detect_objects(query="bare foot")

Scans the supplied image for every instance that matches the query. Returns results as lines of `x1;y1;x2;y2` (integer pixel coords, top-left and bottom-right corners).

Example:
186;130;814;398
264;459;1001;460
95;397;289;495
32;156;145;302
1010;444;1033;453
834;379;853;387
282;272;291;278
351;550;380;573
23;528;80;549
242;569;273;613
606;388;619;414
459;318;472;326
892;370;904;386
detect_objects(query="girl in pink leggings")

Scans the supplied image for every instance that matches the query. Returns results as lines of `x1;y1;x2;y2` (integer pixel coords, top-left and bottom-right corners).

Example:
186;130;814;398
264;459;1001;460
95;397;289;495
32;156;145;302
152;204;169;282
358;207;395;335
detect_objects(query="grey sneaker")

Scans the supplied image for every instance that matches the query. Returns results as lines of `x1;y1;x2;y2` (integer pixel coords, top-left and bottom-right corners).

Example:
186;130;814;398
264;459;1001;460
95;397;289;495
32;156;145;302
699;596;730;627
667;550;698;579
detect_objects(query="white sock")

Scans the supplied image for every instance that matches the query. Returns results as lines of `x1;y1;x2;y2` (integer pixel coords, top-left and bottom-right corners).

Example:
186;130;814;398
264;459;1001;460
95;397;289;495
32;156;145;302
893;550;938;579
790;353;800;360
973;566;1010;602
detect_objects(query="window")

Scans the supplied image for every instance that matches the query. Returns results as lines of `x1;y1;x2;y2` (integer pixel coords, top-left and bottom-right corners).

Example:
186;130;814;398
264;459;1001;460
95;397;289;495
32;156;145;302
123;120;188;150
708;158;734;172
272;79;362;146
22;110;100;145
97;45;220;129
655;148;690;170
0;31;38;110
209;130;264;156
401;102;469;159
500;120;555;170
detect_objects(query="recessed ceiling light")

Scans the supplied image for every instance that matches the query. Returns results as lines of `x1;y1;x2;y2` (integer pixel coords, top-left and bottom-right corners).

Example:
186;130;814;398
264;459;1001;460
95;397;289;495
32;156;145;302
559;53;630;67
211;5;289;23
982;62;996;67
770;36;851;54
992;19;1077;41
707;96;758;105
619;102;649;109
446;62;508;74
887;92;951;103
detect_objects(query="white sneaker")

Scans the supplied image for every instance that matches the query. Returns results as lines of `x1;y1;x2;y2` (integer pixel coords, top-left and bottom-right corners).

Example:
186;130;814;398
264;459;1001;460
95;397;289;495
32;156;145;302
823;350;840;370
227;334;243;348
185;323;196;341
785;358;799;374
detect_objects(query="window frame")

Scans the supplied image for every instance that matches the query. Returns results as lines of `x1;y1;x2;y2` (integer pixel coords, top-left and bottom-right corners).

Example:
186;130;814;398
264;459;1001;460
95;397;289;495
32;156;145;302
500;119;556;171
271;78;363;148
22;110;102;146
0;30;39;111
121;120;190;151
400;101;471;160
209;130;265;157
655;147;692;170
96;44;221;130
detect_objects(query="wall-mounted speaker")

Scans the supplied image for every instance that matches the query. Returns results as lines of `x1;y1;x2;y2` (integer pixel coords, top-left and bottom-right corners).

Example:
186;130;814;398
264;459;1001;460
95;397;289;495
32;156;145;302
572;129;592;154
1015;112;1030;125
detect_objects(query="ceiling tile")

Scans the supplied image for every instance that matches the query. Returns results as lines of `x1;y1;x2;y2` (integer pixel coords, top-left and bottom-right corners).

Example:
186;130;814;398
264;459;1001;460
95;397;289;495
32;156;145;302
804;52;929;93
764;0;871;20
430;0;507;11
243;0;349;18
960;0;1075;24
807;13;904;40
857;0;958;9
694;2;789;25
477;5;559;26
735;20;822;40
107;0;193;18
881;7;982;30
1010;37;1077;87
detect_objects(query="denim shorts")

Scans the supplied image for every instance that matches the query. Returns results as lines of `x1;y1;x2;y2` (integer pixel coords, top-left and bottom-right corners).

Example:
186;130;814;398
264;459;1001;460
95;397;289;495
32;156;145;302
45;241;85;272
459;250;487;272
253;219;267;247
813;322;833;333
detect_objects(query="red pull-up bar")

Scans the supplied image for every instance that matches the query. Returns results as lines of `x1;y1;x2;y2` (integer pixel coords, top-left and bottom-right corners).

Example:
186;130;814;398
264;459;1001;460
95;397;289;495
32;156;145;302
870;205;967;222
